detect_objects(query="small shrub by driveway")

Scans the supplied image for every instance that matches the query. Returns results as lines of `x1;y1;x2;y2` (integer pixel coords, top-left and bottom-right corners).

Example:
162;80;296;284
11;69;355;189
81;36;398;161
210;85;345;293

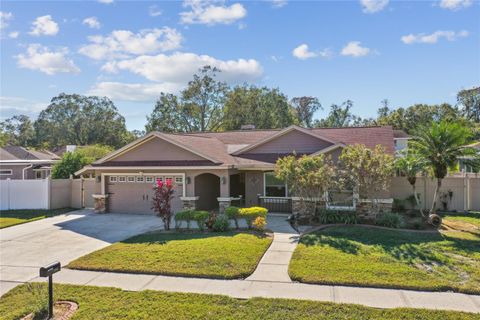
68;231;272;279
0;208;74;229
289;226;480;294
1;284;477;320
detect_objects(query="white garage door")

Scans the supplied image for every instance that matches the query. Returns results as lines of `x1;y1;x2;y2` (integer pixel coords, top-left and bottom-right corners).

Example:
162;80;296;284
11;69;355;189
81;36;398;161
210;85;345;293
107;175;184;214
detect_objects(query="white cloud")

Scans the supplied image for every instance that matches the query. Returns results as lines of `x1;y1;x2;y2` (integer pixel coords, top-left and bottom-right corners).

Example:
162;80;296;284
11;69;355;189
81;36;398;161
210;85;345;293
8;31;19;39
180;0;247;25
360;0;389;13
79;27;183;60
83;16;101;29
0;11;13;30
87;82;183;102
270;0;288;8
102;52;263;84
29;15;59;36
341;41;371;57
0;96;47;119
439;0;472;10
149;5;163;17
292;44;317;60
16;44;80;75
401;30;469;44
98;0;114;4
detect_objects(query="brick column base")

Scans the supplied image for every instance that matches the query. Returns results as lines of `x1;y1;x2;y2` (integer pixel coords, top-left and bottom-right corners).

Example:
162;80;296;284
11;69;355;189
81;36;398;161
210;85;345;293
92;194;108;213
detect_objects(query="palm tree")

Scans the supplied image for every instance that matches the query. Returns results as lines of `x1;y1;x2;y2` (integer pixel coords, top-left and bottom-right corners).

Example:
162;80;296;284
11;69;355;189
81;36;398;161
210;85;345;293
395;151;427;216
410;121;478;215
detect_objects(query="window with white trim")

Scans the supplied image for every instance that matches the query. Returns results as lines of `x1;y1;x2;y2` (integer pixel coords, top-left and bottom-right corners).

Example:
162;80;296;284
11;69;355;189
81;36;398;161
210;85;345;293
165;177;173;185
127;176;135;182
118;176;126;182
109;176;117;183
175;176;183;184
136;176;145;183
145;176;154;183
264;172;287;197
0;169;12;175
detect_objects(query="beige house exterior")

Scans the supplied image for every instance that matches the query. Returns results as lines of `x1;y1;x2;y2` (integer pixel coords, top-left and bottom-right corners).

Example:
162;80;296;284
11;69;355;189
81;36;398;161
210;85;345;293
75;125;396;214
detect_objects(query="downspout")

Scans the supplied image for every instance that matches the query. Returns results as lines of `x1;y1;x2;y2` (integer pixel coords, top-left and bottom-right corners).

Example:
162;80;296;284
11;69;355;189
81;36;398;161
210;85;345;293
22;164;33;180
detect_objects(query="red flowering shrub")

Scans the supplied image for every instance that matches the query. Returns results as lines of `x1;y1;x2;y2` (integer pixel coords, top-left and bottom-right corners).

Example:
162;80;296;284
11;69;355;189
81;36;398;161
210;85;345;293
152;179;175;230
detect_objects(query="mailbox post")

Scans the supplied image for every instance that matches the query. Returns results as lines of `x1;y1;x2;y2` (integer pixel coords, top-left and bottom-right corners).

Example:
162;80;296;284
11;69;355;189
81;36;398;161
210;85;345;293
39;261;61;320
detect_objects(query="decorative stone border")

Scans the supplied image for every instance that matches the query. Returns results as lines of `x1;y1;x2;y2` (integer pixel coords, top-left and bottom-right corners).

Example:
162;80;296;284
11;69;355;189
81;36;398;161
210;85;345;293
21;301;78;320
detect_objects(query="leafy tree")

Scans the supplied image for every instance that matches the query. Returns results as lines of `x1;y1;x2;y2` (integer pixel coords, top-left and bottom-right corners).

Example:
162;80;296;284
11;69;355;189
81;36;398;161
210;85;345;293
409;121;479;215
35;93;129;148
314;100;368;128
51;145;112;179
375;103;463;134
395;150;427;216
291;96;322;128
222;85;294;130
275;154;336;217
76;144;114;163
146;66;229;133
152;179;175;230
457;86;480;122
51;152;88;179
339;144;394;215
0;115;35;146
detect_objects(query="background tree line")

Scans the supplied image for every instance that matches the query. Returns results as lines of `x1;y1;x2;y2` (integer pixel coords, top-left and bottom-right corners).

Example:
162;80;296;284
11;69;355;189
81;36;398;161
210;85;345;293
1;65;479;150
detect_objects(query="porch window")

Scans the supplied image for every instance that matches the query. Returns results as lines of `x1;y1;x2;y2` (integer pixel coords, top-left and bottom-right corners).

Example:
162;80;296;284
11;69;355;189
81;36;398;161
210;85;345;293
264;172;287;197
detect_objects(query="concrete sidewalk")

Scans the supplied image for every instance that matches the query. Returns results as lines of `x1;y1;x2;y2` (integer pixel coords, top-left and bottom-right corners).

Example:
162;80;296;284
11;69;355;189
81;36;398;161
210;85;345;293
247;215;299;282
26;268;480;313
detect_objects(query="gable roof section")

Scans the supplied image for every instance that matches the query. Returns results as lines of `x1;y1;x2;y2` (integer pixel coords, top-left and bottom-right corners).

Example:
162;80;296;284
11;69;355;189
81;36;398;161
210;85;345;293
232;125;339;155
0;146;59;162
94;132;222;165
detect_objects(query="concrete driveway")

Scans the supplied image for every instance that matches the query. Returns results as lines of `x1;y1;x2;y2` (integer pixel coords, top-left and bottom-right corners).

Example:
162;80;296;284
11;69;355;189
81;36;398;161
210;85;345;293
0;209;163;296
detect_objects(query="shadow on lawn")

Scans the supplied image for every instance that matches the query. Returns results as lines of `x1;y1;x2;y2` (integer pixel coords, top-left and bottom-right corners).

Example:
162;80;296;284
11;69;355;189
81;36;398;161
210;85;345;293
300;225;480;265
121;230;269;245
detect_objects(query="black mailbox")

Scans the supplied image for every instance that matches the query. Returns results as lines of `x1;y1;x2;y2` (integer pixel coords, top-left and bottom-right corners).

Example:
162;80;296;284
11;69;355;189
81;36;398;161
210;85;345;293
39;261;61;277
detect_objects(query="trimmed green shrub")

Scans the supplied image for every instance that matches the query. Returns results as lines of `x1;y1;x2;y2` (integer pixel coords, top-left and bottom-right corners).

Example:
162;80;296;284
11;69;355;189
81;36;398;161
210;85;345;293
193;210;209;231
212;215;230;232
318;209;357;224
238;206;268;228
175;210;194;229
392;198;405;212
225;206;240;229
375;212;405;229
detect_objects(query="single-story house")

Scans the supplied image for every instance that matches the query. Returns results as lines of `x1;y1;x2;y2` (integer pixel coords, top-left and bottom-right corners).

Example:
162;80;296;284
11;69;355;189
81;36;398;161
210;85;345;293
0;146;60;180
76;125;396;215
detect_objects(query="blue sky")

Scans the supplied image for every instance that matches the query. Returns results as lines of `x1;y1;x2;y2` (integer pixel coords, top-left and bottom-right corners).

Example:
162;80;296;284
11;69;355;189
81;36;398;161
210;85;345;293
1;0;479;130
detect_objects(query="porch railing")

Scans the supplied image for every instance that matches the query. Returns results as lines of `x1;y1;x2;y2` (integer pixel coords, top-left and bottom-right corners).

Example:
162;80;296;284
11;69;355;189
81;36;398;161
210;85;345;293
257;195;292;213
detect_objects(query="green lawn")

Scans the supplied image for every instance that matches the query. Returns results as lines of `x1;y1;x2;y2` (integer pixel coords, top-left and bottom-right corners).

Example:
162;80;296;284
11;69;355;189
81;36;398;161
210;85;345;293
289;226;480;294
0;208;74;229
68;231;272;279
1;283;477;320
442;211;480;229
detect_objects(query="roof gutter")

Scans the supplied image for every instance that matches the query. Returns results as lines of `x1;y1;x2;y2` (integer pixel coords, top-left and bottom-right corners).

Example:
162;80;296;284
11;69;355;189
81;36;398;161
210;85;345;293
22;164;33;180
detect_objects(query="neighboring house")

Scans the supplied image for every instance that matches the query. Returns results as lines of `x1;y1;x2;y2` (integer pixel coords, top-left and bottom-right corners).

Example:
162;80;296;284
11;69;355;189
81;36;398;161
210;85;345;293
459;141;480;173
76;125;395;215
0;146;60;180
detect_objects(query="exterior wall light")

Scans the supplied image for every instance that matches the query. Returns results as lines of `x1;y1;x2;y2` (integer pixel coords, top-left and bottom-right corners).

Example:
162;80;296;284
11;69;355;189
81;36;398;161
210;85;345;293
186;177;191;184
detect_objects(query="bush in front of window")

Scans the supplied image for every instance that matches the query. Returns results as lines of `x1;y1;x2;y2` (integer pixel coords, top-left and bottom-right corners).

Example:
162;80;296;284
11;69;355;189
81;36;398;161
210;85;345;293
318;209;357;224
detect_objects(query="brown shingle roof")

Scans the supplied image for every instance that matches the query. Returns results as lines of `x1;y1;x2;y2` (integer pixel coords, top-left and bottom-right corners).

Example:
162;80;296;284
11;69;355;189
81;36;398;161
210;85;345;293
0;146;60;161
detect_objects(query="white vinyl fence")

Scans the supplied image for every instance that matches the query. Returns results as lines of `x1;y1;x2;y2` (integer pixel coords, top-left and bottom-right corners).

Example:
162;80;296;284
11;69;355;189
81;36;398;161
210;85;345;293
0;178;98;211
0;179;49;210
391;173;480;211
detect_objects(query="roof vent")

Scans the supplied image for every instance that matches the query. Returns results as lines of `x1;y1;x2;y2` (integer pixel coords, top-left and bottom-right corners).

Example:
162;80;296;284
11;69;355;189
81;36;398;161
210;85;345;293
240;124;256;130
